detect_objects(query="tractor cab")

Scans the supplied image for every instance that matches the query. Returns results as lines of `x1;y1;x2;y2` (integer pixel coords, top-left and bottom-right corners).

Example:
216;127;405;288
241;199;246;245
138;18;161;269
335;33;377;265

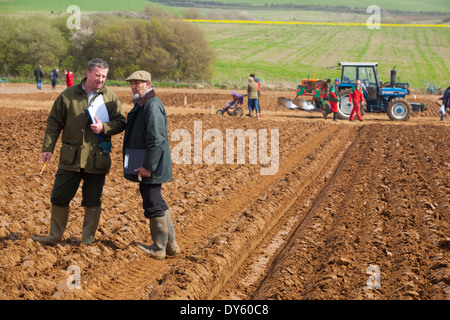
338;62;381;107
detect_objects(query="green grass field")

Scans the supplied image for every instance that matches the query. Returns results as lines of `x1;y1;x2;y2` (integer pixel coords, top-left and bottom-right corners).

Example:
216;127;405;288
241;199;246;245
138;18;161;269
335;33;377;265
194;22;449;90
0;0;152;13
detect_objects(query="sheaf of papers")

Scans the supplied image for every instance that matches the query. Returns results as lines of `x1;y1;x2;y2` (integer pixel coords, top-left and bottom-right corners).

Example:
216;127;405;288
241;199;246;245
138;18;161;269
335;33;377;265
87;95;110;124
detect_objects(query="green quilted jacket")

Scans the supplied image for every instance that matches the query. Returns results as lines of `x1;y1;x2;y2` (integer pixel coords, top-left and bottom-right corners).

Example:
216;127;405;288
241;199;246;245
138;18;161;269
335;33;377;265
42;79;126;174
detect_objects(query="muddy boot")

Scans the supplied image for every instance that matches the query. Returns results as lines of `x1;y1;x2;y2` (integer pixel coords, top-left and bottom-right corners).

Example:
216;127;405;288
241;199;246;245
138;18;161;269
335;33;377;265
165;210;180;256
81;206;101;245
137;216;168;260
333;112;339;121
32;205;69;245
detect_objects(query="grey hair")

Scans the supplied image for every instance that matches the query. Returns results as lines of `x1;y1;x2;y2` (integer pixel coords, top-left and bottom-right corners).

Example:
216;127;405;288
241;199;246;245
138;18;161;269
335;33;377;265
87;58;109;71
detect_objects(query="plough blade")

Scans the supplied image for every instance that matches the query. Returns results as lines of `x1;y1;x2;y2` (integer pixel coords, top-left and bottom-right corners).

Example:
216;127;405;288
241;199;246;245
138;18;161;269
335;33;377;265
277;97;315;112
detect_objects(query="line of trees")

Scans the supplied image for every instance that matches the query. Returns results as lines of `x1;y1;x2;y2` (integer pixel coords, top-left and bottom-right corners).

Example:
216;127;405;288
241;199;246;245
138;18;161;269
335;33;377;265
0;8;216;81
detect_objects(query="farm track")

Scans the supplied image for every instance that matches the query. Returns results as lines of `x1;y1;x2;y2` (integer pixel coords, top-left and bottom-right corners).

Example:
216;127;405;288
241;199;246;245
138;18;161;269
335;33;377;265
0;84;448;301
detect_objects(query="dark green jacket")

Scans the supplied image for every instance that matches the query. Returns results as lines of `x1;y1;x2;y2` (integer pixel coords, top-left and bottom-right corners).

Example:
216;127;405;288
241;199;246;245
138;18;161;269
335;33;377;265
329;84;339;102
34;68;43;81
42;79;126;174
123;89;173;184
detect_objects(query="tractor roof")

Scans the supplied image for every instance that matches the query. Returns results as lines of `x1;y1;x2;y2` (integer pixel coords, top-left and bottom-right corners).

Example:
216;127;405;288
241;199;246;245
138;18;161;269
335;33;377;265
338;62;378;67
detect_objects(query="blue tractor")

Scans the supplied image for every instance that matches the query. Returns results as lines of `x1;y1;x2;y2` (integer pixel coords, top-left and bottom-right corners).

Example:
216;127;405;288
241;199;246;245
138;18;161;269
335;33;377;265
336;62;426;121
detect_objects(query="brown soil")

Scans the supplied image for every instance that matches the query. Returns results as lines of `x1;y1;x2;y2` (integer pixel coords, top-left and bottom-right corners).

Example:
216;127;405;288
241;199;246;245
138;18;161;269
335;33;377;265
0;83;449;301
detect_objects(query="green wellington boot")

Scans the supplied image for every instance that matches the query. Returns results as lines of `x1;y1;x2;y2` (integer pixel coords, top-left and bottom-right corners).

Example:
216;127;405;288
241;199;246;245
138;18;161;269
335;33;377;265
136;216;168;260
165;210;180;256
81;206;102;245
32;204;69;245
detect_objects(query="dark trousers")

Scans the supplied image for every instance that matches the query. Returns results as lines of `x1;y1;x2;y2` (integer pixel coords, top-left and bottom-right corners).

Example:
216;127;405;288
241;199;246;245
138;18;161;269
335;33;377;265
139;183;168;219
51;169;105;207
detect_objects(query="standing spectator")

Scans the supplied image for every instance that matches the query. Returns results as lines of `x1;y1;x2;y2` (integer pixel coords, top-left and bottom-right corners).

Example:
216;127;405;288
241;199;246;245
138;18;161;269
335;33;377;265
329;78;340;121
123;70;179;260
247;77;259;118
63;69;74;87
32;58;126;246
34;65;44;90
349;79;364;122
50;67;59;89
250;73;261;117
437;86;450;121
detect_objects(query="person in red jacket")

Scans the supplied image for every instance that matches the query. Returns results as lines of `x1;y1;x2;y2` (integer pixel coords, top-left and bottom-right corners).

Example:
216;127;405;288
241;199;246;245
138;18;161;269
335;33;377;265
63;69;74;87
349;79;364;121
329;78;340;121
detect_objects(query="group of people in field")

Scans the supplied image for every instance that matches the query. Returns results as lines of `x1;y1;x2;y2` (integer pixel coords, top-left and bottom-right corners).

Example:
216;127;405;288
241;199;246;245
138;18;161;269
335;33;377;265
34;65;74;90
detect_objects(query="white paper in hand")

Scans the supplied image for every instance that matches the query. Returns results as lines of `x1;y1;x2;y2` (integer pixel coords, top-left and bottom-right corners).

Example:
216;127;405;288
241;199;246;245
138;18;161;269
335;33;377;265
87;95;110;124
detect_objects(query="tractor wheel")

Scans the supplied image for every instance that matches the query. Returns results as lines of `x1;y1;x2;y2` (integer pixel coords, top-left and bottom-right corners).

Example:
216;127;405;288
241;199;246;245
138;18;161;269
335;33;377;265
337;89;366;119
387;98;412;121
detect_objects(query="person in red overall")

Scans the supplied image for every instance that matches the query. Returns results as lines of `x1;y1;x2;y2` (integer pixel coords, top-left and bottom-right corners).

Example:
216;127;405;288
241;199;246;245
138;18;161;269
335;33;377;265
349;79;364;121
329;78;340;121
63;69;74;87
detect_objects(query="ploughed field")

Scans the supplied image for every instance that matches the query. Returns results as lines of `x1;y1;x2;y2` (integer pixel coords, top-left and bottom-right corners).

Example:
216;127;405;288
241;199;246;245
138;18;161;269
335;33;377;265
0;84;449;300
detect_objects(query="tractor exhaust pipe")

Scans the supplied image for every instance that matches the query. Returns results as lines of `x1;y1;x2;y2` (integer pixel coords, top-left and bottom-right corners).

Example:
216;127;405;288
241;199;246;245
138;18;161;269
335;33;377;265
390;66;397;87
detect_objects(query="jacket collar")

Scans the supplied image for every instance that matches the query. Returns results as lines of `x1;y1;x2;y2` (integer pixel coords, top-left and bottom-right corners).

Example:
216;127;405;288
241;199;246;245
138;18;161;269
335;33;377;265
76;78;107;95
134;88;156;106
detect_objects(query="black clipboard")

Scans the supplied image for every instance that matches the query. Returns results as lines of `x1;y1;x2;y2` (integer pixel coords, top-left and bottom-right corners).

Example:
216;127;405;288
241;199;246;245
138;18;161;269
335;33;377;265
123;149;163;175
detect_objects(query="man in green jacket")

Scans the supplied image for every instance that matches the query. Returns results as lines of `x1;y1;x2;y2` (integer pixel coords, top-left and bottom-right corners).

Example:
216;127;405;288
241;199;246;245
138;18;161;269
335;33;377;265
33;58;126;246
123;70;179;260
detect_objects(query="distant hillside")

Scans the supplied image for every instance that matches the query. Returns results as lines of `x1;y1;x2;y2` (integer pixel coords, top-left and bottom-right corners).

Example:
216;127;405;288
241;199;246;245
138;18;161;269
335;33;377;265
149;0;450;15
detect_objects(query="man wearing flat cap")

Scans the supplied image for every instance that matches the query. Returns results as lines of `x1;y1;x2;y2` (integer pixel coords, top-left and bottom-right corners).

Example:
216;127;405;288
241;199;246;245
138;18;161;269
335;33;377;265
123;70;179;260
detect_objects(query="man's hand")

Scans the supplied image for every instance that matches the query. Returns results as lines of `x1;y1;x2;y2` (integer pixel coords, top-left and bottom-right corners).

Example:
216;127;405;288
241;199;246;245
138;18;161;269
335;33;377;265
42;152;52;163
135;167;151;178
90;116;104;134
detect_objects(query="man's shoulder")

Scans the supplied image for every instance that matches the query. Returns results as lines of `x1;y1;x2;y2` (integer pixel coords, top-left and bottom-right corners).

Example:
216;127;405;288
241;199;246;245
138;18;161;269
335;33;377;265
59;83;81;97
146;95;164;108
100;85;119;98
143;95;166;115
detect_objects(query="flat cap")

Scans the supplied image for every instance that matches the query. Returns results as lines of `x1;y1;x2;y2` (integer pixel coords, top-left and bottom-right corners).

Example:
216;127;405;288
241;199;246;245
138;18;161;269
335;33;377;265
126;70;151;82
